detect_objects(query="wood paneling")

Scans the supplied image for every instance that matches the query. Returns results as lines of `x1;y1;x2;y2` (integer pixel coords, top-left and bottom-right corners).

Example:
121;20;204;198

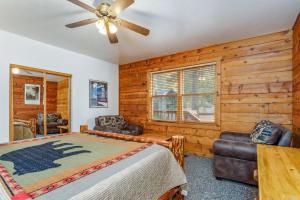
293;13;300;147
57;79;69;120
120;30;293;156
13;75;57;120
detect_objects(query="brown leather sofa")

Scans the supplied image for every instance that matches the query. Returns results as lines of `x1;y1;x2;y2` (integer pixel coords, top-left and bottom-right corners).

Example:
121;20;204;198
94;115;143;136
213;126;293;185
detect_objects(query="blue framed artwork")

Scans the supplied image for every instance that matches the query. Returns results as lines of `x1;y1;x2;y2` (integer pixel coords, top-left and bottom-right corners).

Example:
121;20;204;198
89;80;108;108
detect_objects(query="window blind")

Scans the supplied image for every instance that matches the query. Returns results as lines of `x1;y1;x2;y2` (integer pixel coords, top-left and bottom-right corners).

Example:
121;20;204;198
182;65;216;123
151;63;217;123
152;71;178;121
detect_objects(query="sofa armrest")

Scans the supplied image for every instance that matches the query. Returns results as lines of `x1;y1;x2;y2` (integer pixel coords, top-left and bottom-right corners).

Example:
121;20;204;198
213;139;257;161
57;119;68;126
220;131;252;143
126;124;143;135
95;117;100;127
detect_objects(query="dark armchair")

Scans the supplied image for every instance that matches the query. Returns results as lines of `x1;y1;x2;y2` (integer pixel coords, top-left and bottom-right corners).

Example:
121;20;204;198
213;125;293;185
36;112;68;134
94;115;143;136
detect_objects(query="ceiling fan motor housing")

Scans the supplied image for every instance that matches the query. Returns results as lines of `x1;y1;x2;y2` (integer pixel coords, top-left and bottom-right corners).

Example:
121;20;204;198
66;0;150;44
96;3;114;18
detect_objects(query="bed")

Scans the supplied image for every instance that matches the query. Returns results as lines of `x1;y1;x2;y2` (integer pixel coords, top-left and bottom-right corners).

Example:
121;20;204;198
0;130;187;200
13;119;36;141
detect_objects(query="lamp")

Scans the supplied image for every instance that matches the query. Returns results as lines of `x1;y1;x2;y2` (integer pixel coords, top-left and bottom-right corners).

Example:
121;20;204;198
12;68;20;74
96;19;118;35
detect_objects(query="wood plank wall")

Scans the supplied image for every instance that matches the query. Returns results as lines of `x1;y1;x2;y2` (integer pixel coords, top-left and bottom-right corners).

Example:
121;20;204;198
13;75;57;120
293;13;300;147
119;30;293;156
57;79;69;120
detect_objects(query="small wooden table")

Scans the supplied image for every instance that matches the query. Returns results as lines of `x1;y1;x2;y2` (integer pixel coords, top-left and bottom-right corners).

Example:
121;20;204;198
257;144;300;200
57;125;69;134
80;124;88;132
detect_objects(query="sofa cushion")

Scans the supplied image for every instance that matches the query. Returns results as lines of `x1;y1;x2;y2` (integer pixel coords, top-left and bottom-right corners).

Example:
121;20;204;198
98;116;126;129
47;122;60;128
47;113;60;122
250;120;282;144
110;116;126;129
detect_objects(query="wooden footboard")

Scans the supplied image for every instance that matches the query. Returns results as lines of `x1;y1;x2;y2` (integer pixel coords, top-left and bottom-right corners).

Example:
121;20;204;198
15;118;37;137
84;130;185;200
159;187;184;200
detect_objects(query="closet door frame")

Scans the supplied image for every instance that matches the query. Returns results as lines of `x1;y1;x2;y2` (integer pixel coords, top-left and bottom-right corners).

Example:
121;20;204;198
9;64;72;141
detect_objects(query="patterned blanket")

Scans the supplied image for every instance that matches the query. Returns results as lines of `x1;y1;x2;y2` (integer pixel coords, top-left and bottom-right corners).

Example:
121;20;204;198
0;133;150;199
0;133;187;200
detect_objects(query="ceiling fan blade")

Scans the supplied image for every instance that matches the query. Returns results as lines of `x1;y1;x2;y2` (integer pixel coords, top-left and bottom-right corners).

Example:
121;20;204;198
66;18;98;28
67;0;95;13
105;21;118;44
119;19;150;36
110;0;134;15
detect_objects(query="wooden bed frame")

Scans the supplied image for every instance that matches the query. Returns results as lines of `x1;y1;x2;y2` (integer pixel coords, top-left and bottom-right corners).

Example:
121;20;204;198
84;130;185;200
14;118;37;137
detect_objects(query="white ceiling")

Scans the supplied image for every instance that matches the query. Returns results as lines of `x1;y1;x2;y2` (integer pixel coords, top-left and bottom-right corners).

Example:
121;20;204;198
0;0;299;65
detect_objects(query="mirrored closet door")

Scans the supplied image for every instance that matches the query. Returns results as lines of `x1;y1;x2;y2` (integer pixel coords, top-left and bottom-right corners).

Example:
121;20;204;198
9;65;71;141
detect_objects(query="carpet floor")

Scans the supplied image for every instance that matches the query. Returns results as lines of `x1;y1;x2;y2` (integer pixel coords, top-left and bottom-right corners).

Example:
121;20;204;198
185;155;258;200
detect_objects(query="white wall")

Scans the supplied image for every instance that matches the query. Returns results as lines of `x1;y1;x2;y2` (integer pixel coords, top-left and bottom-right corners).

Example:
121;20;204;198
0;30;119;143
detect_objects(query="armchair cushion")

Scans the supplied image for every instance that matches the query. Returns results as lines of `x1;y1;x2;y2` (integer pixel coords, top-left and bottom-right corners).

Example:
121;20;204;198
213;139;257;161
250;120;282;145
277;126;293;146
220;131;251;143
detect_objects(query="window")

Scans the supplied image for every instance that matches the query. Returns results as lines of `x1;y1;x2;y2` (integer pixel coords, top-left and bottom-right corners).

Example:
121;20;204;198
150;63;217;123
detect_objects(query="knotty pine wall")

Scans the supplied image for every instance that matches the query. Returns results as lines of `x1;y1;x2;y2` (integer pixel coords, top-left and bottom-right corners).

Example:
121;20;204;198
293;14;300;147
57;79;70;120
120;30;293;156
13;75;57;120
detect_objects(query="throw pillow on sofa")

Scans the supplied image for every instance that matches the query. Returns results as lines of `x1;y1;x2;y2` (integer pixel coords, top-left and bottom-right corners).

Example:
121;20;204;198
250;120;282;144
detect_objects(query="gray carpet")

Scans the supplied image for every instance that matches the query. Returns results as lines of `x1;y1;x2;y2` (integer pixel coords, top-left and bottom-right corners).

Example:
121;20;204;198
185;155;258;200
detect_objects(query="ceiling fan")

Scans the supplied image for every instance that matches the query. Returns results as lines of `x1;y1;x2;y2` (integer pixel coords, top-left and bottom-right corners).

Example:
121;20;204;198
66;0;150;44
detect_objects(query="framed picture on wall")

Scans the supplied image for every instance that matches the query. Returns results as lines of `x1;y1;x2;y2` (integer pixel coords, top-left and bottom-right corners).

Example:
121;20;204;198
89;80;108;108
24;84;41;105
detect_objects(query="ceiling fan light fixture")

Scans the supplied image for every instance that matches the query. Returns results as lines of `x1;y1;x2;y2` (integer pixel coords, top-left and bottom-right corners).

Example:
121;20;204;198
96;19;118;35
66;0;149;44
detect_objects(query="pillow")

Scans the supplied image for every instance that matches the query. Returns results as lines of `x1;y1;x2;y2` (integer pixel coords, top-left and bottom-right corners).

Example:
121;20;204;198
250;120;282;144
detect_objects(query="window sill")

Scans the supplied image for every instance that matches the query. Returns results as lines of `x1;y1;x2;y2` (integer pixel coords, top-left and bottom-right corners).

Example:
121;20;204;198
147;120;221;130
